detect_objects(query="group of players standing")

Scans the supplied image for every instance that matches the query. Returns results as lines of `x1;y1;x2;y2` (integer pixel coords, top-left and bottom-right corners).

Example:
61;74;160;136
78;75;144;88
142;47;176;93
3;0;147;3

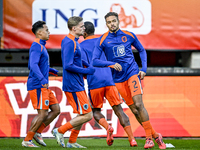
21;12;166;149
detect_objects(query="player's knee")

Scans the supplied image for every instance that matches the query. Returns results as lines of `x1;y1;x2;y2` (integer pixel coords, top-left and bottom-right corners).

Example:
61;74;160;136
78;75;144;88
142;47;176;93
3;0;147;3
130;107;139;116
134;102;144;111
49;104;60;117
38;111;48;119
54;107;60;116
38;113;48;122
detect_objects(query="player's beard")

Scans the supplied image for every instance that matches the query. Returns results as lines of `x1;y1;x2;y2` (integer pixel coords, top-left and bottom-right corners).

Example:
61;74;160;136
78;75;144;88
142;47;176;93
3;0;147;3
110;26;119;33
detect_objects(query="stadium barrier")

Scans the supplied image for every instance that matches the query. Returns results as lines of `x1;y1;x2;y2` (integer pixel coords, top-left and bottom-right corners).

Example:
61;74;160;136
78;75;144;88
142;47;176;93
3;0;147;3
0;67;200;137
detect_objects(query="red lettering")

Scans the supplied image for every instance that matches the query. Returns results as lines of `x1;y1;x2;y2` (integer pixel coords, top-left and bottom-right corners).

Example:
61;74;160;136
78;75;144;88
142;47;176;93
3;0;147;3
13;89;30;108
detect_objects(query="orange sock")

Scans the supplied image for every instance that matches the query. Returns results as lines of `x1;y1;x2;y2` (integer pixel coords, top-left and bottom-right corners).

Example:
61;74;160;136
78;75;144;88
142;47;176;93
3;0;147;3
142;120;152;139
37;123;46;133
151;127;159;139
99;118;109;130
69;129;80;143
124;125;135;142
24;131;35;141
58;122;73;134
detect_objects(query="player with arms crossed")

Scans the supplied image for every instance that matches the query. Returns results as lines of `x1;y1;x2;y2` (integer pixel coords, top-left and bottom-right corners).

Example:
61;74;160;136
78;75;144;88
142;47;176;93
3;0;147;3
52;16;95;148
80;21;137;147
92;12;166;149
22;21;60;147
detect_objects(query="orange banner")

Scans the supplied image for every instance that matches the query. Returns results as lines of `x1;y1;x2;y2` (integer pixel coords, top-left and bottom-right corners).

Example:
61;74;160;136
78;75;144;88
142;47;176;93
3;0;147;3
2;0;200;50
0;76;200;137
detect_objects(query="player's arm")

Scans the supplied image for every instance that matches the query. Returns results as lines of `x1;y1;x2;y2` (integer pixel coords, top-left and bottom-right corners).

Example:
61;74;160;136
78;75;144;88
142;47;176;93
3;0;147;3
131;33;147;79
49;68;59;76
92;39;121;71
81;48;90;68
29;44;48;85
81;48;91;79
63;41;94;75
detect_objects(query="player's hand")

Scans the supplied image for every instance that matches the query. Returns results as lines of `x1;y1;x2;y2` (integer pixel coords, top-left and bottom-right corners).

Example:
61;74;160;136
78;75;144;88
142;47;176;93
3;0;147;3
42;84;49;88
87;67;95;75
138;71;146;80
114;63;122;71
49;68;59;76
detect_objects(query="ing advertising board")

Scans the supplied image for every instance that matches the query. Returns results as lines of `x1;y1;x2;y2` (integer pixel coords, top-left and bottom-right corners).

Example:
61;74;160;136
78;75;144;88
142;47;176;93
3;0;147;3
2;0;200;50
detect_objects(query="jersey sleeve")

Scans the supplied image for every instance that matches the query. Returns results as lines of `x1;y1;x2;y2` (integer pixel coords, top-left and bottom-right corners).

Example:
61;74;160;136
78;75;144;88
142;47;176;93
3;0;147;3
81;48;89;62
92;38;115;67
62;40;93;74
81;48;90;67
29;44;48;85
131;33;147;73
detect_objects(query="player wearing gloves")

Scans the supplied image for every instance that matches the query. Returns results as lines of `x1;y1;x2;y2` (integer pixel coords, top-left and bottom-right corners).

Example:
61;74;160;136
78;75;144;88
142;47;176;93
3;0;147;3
22;21;60;147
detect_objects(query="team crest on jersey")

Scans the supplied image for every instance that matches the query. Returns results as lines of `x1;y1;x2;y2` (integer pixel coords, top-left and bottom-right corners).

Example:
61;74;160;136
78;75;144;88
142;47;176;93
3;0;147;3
45;100;49;106
121;36;127;42
83;104;89;110
113;45;126;57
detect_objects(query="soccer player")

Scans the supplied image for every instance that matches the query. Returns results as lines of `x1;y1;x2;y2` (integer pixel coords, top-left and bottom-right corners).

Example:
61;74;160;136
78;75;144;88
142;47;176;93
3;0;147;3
22;21;60;147
52;16;95;148
92;12;166;149
80;21;137;147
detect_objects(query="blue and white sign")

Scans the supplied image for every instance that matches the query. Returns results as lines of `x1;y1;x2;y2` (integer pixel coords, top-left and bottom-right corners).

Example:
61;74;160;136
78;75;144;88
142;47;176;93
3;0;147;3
32;0;151;35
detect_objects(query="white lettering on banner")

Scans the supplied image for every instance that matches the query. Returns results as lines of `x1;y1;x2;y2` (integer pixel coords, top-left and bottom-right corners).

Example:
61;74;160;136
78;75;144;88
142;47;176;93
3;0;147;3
5;80;128;137
32;0;151;35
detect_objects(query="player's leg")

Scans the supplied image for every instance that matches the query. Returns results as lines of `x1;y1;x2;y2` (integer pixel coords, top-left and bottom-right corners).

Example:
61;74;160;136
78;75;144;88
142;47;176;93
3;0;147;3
93;108;108;129
36;101;60;133
92;108;114;146
105;86;137;147
128;100;165;149
22;109;48;147
42;89;60;125
52;112;93;147
89;87;114;146
35;89;60;146
129;95;154;148
115;76;154;148
89;88;109;130
66;125;86;148
128;75;166;149
52;91;92;147
22;88;49;147
112;104;137;147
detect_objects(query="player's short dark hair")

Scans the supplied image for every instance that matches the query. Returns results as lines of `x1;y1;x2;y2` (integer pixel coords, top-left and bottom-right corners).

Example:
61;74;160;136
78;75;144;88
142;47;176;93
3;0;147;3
68;16;83;30
32;21;46;35
84;21;95;35
104;12;119;20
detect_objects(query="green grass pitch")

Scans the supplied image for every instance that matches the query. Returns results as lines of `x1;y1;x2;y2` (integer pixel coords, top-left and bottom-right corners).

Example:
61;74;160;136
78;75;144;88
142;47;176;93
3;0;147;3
0;138;200;150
